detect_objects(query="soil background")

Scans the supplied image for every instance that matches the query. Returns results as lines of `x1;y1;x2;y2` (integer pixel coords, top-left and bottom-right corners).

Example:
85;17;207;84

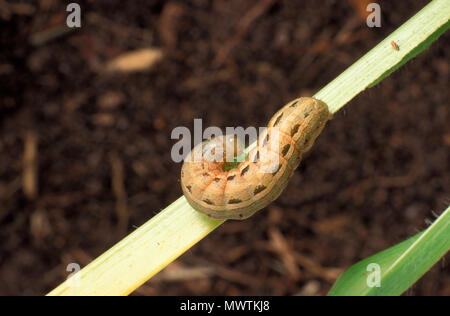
0;0;449;296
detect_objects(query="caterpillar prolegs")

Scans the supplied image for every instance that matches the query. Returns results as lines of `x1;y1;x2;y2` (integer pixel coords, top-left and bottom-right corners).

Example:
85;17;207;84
181;97;332;220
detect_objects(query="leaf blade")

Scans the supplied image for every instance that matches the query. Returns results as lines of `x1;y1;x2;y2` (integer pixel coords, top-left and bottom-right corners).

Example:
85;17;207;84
328;206;450;296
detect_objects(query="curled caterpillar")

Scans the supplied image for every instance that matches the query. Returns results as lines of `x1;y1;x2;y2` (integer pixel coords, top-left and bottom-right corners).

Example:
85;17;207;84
181;97;332;220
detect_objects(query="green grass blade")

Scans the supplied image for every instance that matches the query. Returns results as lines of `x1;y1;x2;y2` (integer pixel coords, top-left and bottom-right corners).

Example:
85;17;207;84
48;197;223;296
328;206;450;296
48;0;450;296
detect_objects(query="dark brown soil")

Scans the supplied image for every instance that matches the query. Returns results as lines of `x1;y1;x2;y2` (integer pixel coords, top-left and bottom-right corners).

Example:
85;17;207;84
0;0;448;296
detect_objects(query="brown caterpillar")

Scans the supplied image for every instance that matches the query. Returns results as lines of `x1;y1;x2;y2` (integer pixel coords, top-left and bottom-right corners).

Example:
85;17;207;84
181;97;332;220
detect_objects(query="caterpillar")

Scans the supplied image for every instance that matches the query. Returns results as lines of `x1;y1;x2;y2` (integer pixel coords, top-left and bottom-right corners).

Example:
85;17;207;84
181;97;332;220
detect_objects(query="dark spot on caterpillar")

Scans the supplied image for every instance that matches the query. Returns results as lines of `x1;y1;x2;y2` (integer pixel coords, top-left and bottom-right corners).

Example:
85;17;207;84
240;165;250;176
228;198;242;204
282;144;291;156
186;185;192;193
203;172;210;177
239;214;243;218
304;111;310;118
272;164;281;175
303;136;310;146
273;113;283;126
203;199;214;205
290;124;300;136
253;185;267;195
213;177;221;182
227;175;236;181
290;101;298;108
181;170;184;178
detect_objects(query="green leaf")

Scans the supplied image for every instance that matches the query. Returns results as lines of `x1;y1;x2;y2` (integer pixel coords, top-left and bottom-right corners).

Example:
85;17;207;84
328;206;450;296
